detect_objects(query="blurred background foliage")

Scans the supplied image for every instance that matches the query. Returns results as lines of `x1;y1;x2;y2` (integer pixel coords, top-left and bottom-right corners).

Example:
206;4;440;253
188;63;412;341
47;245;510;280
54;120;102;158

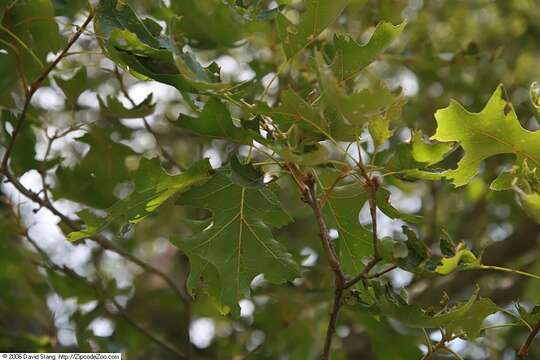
1;0;540;359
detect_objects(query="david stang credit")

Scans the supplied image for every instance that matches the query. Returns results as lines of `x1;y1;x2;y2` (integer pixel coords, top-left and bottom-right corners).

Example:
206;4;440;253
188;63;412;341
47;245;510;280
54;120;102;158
2;354;121;360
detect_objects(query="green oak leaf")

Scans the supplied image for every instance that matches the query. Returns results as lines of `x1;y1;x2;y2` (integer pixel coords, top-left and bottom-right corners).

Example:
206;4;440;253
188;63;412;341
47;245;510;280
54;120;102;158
95;1;227;93
169;16;228;90
68;158;212;241
450;298;501;339
98;93;155;119
273;142;329;166
174;97;252;144
518;304;540;327
376;188;422;224
375;143;445;181
260;89;329;136
490;160;540;223
55;129;136;209
171;167;300;310
353;311;422;359
382;227;481;276
230;156;266;189
167;0;244;48
94;0;161;50
332;22;405;81
320;173;421;277
369;115;394;149
432;85;540;186
54;67;88;109
435;248;480;275
411;130;453;166
0;110;38;176
322;184;372;276
276;0;348;59
521;192;540;224
317;54;398;140
374;285;499;339
0;53;17;107
1;0;64;62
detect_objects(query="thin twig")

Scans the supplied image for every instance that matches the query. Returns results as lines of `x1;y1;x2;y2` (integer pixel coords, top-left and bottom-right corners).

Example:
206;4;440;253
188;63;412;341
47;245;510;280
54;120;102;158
420;337;447;360
322;287;344;359
302;171;349;359
1;159;191;305
0;12;191;307
1;12;94;170
113;67;184;171
25;234;186;358
518;321;540;358
304;173;346;287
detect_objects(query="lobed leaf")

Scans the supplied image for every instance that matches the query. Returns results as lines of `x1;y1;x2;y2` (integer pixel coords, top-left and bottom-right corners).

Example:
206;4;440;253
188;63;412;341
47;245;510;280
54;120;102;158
171;167;300;310
68;158;213;241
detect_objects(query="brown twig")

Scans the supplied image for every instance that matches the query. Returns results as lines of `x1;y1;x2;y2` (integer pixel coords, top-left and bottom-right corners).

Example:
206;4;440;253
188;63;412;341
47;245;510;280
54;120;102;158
286;149;384;359
304;174;346;287
420;337;447;360
1;12;94;170
24;234;186;358
1;151;191;306
0;9;191;307
295;170;345;359
518;321;540;358
113;67;184;171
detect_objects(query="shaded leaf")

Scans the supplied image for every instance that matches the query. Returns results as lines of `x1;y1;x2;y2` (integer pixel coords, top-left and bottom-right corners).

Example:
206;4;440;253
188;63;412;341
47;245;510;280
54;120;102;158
322;183;372;276
55;129;135;208
174;97;252;144
171;167;300;310
332;22;405;81
373;285;499;339
0;110;38;176
54;67;87;109
98;93;155;119
68;158;212;241
276;0;348;59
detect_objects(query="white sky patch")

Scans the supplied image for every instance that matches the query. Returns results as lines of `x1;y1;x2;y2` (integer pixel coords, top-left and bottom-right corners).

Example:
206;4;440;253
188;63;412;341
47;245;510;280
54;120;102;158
89;317;115;337
190;318;216;349
388;185;422;214
250;274;266;288
386;68;419;97
100;250;136;289
203;148;222;168
359;203;405;238
300;246;318;267
390;268;414;288
78;90;100;108
261;73;279;95
239;299;255;318
247;330;265;351
32;87;65;111
47;294;78;346
128;81;178;104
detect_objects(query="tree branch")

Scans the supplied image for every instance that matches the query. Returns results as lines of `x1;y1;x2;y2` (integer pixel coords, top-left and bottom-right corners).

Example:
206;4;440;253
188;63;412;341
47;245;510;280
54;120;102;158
304;173;346;287
1;12;94;170
0;167;191;305
24;234;186;358
518;321;540;359
301;172;346;359
0;20;192;306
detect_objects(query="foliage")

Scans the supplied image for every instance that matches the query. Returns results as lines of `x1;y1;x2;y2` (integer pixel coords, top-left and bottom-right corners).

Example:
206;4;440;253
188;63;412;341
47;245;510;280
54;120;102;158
1;0;540;359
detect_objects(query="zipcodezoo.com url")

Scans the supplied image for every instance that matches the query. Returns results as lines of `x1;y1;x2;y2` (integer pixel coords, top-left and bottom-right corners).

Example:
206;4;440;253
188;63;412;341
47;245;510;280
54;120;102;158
1;354;121;360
